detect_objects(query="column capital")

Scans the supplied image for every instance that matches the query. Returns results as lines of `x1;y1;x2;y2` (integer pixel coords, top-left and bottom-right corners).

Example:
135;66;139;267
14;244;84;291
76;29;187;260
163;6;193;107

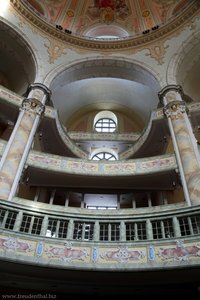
24;83;51;102
163;100;188;119
20;98;45;115
158;85;183;104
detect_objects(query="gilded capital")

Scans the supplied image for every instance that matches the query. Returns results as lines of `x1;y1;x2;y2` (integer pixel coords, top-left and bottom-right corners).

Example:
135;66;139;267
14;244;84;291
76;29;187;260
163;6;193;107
163;100;187;119
20;98;45;116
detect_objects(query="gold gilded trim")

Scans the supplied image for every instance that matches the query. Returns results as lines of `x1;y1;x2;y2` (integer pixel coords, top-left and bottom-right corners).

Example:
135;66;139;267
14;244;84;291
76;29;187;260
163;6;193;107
10;0;200;51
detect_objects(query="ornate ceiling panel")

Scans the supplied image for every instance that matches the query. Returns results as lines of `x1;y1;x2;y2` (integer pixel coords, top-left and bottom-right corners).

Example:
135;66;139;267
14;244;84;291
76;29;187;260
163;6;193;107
23;0;195;38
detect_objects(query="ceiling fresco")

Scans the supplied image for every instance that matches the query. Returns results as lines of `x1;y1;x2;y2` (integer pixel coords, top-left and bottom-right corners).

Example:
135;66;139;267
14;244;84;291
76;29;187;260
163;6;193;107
23;0;192;38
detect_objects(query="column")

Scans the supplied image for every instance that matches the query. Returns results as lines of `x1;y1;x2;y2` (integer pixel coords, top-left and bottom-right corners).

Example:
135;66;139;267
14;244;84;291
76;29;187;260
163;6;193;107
28;216;35;234
147;192;152;207
158;191;168;205
134;223;138;240
131;193;136;208
1;210;9;228
40;215;48;236
146;219;153;240
161;221;165;238
34;187;41;202
13;210;23;231
65;192;69;207
0;83;51;201
49;189;56;205
67;219;73;240
117;194;120;209
159;85;200;205
55;220;60;238
108;224;111;241
188;217;194;235
93;220;99;241
120;220;126;241
172;216;181;238
81;193;85;208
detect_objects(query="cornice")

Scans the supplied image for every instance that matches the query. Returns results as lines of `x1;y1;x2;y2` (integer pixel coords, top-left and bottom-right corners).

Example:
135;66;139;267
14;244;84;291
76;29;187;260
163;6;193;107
10;0;200;51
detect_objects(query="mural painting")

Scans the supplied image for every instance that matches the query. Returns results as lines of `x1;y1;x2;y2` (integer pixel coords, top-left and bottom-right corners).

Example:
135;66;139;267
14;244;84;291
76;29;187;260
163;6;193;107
100;247;146;263
157;240;200;261
45;242;89;262
0;236;34;253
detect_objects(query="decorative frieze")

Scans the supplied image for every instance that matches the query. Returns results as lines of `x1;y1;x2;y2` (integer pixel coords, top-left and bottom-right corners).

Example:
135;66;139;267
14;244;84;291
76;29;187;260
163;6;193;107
0;232;200;270
27;151;176;176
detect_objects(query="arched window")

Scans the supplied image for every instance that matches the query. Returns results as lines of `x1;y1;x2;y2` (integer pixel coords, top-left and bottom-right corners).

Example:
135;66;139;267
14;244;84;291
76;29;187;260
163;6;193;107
90;147;118;161
95;118;116;132
93;111;117;133
91;151;117;161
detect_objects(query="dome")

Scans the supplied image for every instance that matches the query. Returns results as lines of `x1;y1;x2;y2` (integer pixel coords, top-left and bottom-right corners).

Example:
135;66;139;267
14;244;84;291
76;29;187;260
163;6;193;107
0;0;200;298
23;0;194;40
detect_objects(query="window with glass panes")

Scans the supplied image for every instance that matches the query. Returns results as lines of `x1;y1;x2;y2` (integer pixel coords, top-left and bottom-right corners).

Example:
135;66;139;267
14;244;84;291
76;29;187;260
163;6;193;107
190;215;200;235
163;219;174;238
46;218;58;237
73;222;83;240
91;152;117;161
31;216;43;235
84;223;94;240
178;217;191;236
95;118;116;133
20;214;32;233
126;222;135;241
137;222;147;240
5;211;17;230
99;223;109;241
73;222;94;240
111;223;120;241
152;220;162;239
20;214;43;235
46;219;68;238
0;209;6;227
58;220;68;238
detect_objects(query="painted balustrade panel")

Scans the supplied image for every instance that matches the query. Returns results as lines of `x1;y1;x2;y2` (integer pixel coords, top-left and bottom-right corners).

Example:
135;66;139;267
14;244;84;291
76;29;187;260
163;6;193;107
0;233;199;270
27;151;176;176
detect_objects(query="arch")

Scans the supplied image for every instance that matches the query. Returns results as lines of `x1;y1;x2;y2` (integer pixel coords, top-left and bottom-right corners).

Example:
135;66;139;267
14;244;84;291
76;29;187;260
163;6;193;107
44;57;163;127
45;56;161;91
166;31;200;87
0;19;44;93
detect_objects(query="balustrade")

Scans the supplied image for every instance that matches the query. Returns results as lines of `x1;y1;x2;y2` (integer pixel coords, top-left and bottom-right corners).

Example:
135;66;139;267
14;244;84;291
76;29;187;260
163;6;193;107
0;202;199;243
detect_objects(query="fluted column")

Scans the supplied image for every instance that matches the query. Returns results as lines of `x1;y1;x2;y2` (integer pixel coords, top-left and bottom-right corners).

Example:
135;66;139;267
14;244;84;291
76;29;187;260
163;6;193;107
159;85;200;205
0;83;51;201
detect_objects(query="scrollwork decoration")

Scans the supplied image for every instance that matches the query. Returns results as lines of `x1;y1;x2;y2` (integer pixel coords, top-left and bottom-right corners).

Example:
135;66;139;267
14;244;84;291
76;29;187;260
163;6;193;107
21;98;45;116
163;100;188;120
